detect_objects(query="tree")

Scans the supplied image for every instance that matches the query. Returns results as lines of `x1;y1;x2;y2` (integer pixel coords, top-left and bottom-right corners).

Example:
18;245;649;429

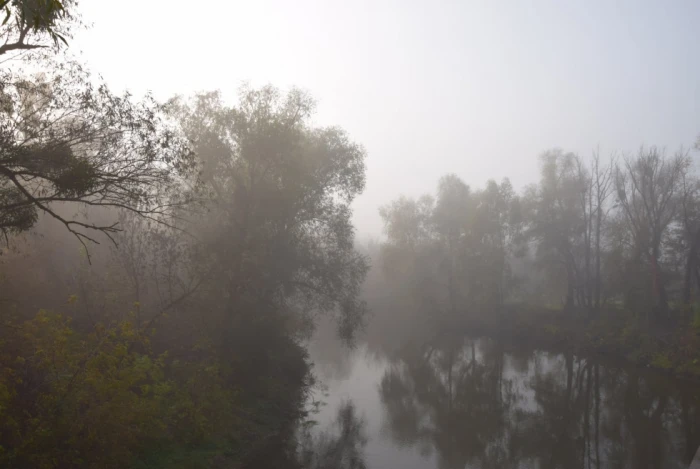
0;0;78;56
378;175;524;318
0;85;367;469
432;174;472;313
568;151;616;310
614;147;690;317
0;60;195;255
470;179;523;305
677;170;700;305
524;150;587;309
379;194;434;249
171;86;368;342
590;150;616;308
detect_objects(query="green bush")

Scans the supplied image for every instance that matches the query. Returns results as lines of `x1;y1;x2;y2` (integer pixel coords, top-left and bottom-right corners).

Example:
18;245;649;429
0;310;266;469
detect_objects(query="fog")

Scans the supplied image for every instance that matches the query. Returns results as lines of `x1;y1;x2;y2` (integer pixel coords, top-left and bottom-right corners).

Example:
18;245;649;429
74;0;700;236
5;2;700;468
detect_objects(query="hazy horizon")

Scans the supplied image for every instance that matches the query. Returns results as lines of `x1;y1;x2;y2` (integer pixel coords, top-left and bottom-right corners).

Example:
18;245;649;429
73;0;700;236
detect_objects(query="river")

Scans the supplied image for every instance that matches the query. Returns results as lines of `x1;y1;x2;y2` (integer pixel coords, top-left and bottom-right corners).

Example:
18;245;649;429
305;334;700;469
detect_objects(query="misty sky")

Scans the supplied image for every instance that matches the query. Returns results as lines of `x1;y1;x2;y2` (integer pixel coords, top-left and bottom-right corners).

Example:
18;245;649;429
73;0;700;236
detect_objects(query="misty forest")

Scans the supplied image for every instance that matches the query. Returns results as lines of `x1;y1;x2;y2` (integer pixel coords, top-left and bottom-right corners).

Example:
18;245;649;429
2;1;700;469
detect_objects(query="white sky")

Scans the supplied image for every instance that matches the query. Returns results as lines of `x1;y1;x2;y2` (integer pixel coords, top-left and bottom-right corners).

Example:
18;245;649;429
73;0;700;236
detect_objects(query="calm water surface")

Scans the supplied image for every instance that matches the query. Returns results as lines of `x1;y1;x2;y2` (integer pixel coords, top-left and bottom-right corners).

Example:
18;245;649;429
307;335;700;469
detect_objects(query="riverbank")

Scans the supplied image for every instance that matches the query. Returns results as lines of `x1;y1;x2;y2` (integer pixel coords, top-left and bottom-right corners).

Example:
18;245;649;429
450;305;700;381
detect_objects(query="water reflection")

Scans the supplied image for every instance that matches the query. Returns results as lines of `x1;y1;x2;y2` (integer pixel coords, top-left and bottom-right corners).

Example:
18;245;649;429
299;400;368;469
378;336;700;469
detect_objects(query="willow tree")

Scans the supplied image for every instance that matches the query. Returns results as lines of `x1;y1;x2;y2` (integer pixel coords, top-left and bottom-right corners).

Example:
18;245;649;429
0;61;195;254
172;86;368;341
0;0;79;56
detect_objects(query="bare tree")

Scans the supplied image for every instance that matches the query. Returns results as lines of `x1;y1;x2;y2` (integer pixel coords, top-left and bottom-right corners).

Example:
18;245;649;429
677;167;700;304
615;147;690;317
574;154;592;307
591;150;615;308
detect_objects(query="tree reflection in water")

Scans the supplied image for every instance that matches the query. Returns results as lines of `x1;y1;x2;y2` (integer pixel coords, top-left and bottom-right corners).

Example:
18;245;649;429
379;335;700;469
299;400;368;469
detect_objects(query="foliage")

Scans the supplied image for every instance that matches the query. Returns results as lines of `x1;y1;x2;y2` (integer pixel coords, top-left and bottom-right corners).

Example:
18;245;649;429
6;0;700;467
378;175;522;316
0;0;79;56
374;143;700;338
0;307;312;468
0;81;368;467
0;310;171;468
171;86;368;342
0;59;195;251
0;2;373;468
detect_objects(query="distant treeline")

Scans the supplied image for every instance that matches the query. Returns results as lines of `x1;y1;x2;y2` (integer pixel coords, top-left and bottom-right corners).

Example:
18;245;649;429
374;147;700;322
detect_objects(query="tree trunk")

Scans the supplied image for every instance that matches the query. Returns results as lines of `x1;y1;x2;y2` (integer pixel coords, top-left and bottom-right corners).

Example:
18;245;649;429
684;228;700;304
565;246;576;310
651;245;668;319
684;250;695;304
566;263;575;310
447;238;457;315
585;189;593;309
595;205;603;309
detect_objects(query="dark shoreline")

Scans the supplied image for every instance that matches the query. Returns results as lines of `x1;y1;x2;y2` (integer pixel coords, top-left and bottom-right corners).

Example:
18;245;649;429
442;306;700;383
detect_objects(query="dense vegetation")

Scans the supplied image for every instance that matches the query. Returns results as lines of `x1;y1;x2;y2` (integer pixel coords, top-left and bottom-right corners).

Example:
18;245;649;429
0;2;367;467
370;147;700;375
